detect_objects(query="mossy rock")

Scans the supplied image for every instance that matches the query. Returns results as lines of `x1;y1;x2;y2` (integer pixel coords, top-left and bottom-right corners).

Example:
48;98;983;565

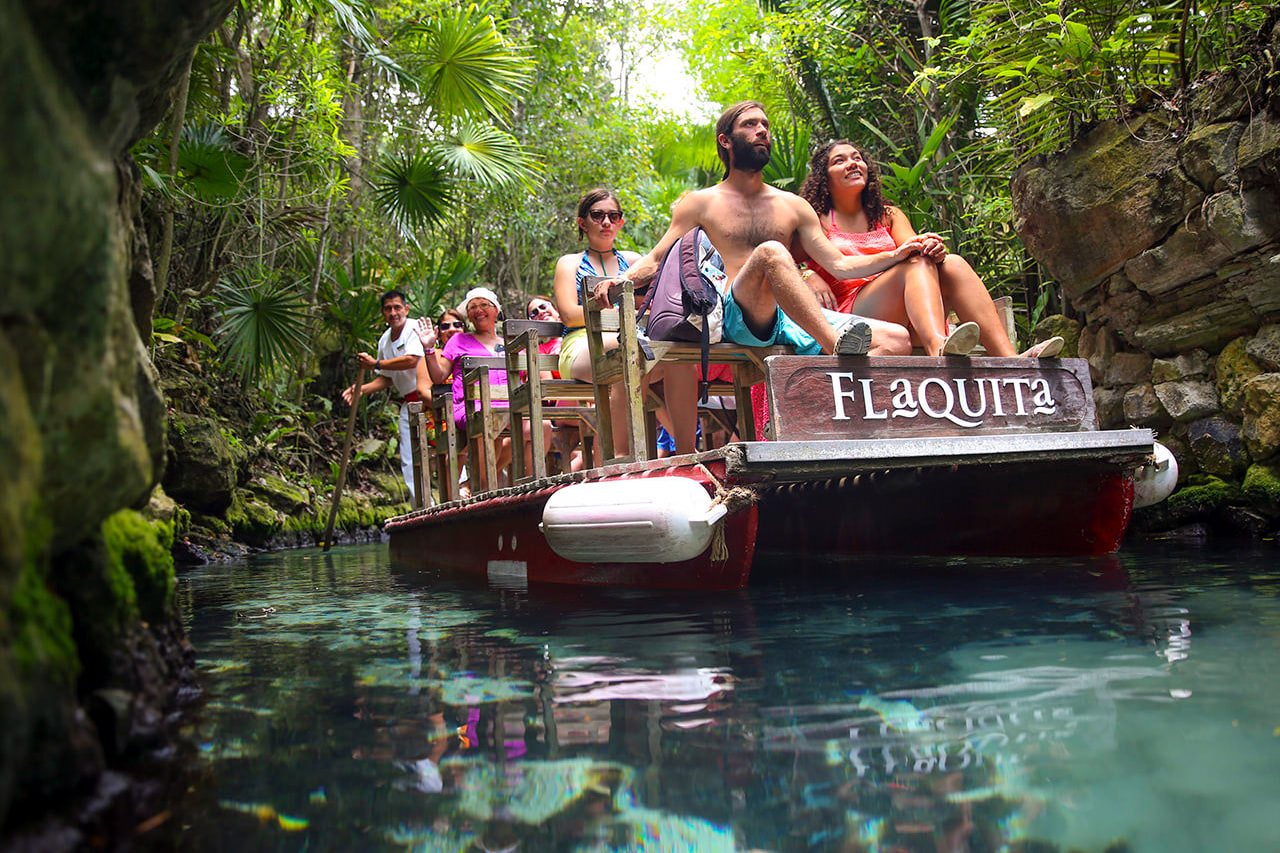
1215;337;1263;418
247;474;312;516
142;484;190;538
101;509;175;625
1242;462;1280;515
164;411;238;512
372;501;412;523
366;471;411;504
225;489;285;548
1165;474;1244;517
189;511;230;537
336;492;376;530
9;556;79;687
1030;314;1081;357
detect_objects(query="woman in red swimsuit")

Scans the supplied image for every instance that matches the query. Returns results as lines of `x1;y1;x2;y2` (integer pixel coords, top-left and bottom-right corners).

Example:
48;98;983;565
798;140;1063;358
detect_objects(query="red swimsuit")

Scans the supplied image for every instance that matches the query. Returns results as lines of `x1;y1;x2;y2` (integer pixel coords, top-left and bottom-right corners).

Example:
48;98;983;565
809;213;897;313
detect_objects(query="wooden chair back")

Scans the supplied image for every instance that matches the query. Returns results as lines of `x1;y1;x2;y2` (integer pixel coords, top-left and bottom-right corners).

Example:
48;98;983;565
581;278;647;462
502;327;602;483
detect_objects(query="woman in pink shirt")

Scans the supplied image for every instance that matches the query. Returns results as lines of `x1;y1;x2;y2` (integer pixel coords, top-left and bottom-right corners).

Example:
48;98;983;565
421;286;514;487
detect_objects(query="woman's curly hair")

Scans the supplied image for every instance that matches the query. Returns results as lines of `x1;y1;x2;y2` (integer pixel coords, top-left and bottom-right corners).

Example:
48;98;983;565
798;140;888;230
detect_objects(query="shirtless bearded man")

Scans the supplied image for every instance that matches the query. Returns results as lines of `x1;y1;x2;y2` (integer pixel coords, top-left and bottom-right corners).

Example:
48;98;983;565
616;101;925;359
601;101;922;447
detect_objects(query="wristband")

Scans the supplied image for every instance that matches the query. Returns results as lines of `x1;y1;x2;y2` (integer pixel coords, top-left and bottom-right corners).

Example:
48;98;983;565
374;359;381;370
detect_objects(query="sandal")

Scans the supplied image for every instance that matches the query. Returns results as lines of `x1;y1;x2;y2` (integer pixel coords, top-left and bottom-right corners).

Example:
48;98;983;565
940;321;980;356
1021;336;1065;358
833;317;872;355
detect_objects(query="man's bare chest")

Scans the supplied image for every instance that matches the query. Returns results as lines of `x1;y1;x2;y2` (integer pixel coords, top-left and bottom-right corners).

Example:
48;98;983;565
711;198;795;252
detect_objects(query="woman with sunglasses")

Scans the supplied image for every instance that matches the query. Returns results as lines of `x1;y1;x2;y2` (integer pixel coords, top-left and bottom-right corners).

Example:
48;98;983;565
421;287;515;490
435;309;466;347
552;188;638;382
414;309;465;388
552;189;698;456
525;297;563;378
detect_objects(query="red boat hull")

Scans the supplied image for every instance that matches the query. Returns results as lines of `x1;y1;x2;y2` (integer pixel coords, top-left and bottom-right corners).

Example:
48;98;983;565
754;459;1134;557
387;452;1137;590
386;460;758;590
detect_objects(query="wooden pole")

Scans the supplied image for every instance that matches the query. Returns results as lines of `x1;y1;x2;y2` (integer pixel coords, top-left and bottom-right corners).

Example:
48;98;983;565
323;367;366;551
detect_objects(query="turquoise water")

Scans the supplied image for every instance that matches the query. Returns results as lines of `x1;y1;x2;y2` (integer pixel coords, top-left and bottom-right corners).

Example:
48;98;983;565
170;544;1280;852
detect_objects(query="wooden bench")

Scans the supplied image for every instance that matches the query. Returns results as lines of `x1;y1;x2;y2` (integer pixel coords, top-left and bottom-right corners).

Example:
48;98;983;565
501;323;603;483
583;279;796;447
440;312;646;494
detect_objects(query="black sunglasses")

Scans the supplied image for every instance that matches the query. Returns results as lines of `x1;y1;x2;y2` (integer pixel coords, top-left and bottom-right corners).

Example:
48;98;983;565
438;321;464;330
588;209;623;223
528;302;554;318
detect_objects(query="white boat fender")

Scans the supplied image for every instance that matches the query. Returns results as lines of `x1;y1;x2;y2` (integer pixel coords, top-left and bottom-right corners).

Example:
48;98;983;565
539;478;728;563
1133;441;1178;508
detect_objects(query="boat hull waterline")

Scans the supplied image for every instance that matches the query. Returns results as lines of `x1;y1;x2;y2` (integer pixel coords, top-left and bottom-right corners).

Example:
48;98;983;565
386;433;1148;590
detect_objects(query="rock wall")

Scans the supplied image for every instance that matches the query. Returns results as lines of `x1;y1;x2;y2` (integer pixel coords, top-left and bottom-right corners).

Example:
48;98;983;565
0;0;233;846
1012;19;1280;538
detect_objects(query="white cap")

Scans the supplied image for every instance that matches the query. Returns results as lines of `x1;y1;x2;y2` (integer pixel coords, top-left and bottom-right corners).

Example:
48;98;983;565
458;286;502;317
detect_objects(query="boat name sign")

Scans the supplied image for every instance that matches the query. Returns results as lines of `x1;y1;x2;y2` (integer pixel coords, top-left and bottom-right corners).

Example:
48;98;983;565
764;356;1097;440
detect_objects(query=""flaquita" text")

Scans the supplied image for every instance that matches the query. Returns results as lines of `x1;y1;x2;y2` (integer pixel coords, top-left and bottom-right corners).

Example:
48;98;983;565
827;373;1060;428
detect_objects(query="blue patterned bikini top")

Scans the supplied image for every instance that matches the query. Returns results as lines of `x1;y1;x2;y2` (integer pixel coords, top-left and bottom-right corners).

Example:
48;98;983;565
567;248;630;329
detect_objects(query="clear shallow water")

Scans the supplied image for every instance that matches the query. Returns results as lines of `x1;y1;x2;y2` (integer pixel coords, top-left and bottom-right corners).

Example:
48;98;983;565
170;544;1280;852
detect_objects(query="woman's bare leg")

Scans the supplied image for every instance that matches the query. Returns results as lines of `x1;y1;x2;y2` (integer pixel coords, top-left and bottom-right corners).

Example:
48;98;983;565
850;255;951;354
935;254;1017;357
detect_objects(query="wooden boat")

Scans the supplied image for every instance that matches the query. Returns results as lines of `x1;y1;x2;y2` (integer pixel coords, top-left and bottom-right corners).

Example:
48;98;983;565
386;285;1173;590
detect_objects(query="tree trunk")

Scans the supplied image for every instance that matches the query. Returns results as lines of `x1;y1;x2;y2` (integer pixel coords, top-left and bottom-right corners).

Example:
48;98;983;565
154;53;192;303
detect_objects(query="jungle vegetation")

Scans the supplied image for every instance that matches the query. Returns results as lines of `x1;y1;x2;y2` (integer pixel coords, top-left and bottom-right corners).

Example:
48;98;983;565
138;0;1271;485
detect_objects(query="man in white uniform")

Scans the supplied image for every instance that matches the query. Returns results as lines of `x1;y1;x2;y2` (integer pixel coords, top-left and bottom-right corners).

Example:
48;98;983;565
342;289;425;500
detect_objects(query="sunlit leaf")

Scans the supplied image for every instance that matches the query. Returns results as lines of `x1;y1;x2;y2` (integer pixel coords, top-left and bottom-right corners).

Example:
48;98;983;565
431;121;539;189
1018;92;1056;117
403;7;532;121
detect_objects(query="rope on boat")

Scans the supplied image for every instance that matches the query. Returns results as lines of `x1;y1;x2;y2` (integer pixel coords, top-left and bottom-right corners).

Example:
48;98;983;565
695;463;760;563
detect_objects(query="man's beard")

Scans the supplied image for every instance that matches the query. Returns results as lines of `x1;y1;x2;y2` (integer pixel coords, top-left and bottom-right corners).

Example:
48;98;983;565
730;133;772;173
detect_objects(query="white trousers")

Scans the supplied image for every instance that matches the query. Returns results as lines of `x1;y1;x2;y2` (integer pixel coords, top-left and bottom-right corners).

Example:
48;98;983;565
398;403;416;502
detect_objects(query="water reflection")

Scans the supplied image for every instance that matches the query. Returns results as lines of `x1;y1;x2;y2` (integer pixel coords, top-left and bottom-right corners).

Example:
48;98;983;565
171;545;1280;852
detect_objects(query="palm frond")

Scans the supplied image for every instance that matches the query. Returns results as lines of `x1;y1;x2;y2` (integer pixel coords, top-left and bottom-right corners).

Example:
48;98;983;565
431;122;540;189
403;7;533;121
370;151;453;236
178;122;252;203
214;272;313;385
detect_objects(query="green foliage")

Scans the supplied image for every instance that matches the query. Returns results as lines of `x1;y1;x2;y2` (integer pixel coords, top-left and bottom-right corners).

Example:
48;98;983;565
175;122;254;203
402;250;478;319
214;270;314;384
946;0;1271;165
318;252;389;355
762;124;811;192
371;151;454;236
859;113;959;224
433;121;539;189
152;316;215;350
400;6;533;121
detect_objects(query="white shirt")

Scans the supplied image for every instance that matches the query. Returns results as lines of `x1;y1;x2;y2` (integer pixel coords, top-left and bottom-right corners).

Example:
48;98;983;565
376;323;425;399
